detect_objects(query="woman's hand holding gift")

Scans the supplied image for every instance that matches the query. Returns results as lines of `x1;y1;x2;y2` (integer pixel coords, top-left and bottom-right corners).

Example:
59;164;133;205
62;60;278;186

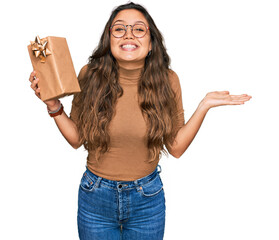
29;70;60;111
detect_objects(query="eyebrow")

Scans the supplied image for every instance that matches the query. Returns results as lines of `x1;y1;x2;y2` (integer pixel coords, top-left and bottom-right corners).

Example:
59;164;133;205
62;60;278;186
112;20;147;25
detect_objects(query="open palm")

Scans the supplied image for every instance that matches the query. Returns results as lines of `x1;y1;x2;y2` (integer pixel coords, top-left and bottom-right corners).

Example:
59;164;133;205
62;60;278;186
203;91;252;109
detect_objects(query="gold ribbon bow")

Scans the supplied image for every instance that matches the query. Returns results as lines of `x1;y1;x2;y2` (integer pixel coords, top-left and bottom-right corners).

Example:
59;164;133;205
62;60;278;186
30;35;51;63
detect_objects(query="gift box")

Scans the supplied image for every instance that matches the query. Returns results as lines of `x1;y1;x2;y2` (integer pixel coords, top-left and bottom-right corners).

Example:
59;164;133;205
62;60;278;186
27;35;81;101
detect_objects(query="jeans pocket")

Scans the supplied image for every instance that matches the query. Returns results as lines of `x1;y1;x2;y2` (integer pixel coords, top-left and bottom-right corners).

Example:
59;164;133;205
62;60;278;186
140;174;164;197
79;171;96;193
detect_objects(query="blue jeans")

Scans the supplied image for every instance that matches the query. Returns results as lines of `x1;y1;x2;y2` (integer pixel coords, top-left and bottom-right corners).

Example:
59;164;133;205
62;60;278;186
77;165;166;240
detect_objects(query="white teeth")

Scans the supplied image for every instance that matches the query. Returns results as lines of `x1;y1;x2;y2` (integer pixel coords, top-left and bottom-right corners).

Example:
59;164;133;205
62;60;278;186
122;44;137;49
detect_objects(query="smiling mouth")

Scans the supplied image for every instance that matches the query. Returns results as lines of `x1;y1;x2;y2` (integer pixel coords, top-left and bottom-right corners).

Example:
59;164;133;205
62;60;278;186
120;44;139;50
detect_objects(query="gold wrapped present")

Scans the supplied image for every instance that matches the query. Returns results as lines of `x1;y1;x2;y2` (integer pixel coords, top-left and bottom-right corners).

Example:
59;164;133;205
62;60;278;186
27;35;81;101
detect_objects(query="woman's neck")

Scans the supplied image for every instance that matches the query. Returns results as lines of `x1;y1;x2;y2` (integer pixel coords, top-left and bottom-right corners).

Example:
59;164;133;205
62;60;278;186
117;61;144;71
118;62;144;84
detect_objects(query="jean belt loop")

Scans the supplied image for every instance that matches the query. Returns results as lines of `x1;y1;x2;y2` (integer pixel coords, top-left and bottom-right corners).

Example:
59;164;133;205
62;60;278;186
134;179;141;191
95;177;102;188
157;164;162;174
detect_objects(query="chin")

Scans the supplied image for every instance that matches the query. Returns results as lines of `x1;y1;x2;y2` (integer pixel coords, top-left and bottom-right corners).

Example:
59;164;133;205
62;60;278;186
118;56;144;63
114;51;147;62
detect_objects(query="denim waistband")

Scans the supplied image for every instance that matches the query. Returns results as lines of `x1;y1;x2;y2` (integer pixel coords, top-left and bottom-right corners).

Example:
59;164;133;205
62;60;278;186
84;165;162;190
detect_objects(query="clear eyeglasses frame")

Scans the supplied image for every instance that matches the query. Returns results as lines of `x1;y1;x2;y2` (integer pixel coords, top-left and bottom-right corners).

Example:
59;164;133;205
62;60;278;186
110;23;150;38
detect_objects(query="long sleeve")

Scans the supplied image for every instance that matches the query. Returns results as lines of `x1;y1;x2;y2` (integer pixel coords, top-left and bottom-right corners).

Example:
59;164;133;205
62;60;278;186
168;69;185;130
69;64;88;125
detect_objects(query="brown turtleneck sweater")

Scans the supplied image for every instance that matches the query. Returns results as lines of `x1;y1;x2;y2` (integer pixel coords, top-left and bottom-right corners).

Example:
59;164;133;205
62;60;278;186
70;65;185;181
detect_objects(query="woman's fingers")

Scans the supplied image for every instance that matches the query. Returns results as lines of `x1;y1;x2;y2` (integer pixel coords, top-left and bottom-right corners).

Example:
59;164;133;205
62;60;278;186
35;86;41;93
29;71;36;82
29;71;42;99
230;94;252;101
230;94;249;97
30;78;39;90
35;87;41;98
228;94;252;105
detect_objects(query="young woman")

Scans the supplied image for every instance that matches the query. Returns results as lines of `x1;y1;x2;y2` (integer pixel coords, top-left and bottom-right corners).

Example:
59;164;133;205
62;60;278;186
29;2;251;240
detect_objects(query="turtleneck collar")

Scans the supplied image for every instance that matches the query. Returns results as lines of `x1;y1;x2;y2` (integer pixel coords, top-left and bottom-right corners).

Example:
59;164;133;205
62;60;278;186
118;65;144;85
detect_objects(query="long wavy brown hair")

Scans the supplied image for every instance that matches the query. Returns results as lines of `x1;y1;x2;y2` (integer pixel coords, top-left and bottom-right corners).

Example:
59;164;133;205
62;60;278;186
73;2;182;163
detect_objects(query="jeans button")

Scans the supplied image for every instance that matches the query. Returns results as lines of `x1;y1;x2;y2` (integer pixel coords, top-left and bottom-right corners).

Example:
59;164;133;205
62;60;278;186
118;184;122;189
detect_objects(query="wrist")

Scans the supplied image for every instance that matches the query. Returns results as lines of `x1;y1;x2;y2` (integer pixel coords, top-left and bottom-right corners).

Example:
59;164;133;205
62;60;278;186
47;100;64;117
198;99;211;113
46;100;60;112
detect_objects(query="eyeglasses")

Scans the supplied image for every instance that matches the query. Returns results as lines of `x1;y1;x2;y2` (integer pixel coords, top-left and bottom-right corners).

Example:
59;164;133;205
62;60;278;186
110;23;149;38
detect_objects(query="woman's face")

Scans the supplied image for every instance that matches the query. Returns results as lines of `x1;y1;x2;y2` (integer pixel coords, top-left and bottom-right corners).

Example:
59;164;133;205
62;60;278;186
110;9;152;68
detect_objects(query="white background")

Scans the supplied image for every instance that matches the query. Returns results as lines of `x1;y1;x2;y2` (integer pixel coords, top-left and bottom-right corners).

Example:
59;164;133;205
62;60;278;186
0;0;278;239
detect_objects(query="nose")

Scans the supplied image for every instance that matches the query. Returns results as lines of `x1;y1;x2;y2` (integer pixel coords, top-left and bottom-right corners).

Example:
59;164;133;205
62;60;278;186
124;25;134;39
